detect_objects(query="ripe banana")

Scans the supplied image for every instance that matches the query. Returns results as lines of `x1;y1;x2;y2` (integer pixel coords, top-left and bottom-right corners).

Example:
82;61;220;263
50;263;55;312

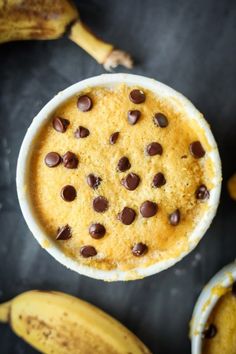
0;290;151;354
0;0;133;70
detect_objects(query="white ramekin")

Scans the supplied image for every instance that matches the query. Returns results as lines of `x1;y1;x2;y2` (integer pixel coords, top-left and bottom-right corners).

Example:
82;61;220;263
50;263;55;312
16;73;222;281
190;261;236;354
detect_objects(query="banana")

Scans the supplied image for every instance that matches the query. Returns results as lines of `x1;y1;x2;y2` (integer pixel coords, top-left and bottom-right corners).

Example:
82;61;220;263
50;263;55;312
0;0;133;70
0;290;151;354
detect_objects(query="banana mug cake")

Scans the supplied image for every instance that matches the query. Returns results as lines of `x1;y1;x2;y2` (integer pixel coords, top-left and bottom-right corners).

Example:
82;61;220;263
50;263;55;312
202;282;236;354
26;80;219;278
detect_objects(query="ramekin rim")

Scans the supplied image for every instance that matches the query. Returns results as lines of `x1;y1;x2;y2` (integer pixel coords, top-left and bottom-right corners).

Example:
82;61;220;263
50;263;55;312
190;261;236;354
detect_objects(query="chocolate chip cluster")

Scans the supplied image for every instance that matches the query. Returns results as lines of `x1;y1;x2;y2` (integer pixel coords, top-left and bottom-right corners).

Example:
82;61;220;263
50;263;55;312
44;89;209;259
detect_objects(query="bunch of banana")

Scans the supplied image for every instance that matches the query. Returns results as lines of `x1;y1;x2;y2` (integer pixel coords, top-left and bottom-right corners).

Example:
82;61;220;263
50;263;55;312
0;0;133;70
0;290;151;354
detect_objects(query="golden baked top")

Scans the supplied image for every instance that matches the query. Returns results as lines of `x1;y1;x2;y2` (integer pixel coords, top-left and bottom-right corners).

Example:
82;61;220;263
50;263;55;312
29;84;214;272
202;282;236;354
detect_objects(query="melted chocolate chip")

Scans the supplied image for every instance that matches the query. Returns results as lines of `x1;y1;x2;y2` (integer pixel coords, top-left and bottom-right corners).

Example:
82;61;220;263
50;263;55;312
196;185;210;200
110;132;119;145
153;113;168;128
132;243;148;257
203;324;217;339
121;173;140;191
152;172;166;188
80;245;97;258
189;141;205;158
44;152;61;167
117;156;131;172
89;223;106;239
118;207;136;225
77;95;93;112
87;174;101;189
93;196;109;213
62;151;78;169
146;142;163;156
74;126;90;138
56;225;72;240
232;282;236;296
169;209;180;226
52;117;69;133
60;185;76;202
129;89;146;104
128;110;141;125
140;201;158;218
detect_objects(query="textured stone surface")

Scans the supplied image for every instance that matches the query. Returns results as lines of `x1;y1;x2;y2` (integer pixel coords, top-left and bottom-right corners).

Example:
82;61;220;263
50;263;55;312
0;0;236;353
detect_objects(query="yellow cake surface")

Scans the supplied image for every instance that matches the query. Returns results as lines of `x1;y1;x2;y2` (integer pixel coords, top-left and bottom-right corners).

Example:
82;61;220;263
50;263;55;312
203;286;236;354
29;84;215;271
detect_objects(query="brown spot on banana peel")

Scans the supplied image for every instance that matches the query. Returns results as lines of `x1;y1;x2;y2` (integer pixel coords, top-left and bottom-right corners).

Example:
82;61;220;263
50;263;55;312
19;315;82;349
0;0;78;42
1;0;79;21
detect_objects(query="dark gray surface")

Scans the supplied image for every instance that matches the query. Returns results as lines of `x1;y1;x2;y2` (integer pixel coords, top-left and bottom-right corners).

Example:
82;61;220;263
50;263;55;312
0;0;236;353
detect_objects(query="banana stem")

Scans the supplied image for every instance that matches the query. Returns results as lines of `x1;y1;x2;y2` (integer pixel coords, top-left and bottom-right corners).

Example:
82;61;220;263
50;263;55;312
68;20;133;70
0;300;11;323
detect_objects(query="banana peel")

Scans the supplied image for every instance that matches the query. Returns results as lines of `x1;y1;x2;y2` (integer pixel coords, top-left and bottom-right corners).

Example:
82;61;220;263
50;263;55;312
0;0;133;70
0;290;151;354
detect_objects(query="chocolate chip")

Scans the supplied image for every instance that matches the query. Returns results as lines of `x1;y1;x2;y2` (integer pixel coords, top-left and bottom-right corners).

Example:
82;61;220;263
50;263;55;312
121;173;140;191
196;185;210;200
153;113;168;128
129;89;146;104
77;95;93;112
169;209;180;225
110;132;119;145
62;151;78;169
189;141;205;158
87;174;101;189
132;243;148;257
117;156;131;172
118;207;136;225
146;142;163;156
232;282;236;296
89;223;106;239
93;196;109;213
44;152;61;167
74;126;90;138
203;324;217;339
140;201;158;218
152;173;166;188
128;110;141;125
56;225;71;240
52;117;69;133
80;245;97;258
60;185;76;202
